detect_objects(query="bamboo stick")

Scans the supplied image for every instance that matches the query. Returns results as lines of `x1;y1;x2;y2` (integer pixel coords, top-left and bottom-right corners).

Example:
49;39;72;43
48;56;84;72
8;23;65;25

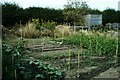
115;27;118;63
68;49;71;70
15;69;17;80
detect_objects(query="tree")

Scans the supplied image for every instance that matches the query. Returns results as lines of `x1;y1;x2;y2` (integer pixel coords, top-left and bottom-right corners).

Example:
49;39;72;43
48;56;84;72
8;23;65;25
2;2;64;28
102;8;117;25
88;9;102;14
63;0;89;26
117;11;120;23
2;2;22;28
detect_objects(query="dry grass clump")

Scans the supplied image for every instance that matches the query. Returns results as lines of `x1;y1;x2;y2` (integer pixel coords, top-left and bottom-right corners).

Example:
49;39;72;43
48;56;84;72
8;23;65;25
54;25;72;37
41;29;54;37
19;22;40;38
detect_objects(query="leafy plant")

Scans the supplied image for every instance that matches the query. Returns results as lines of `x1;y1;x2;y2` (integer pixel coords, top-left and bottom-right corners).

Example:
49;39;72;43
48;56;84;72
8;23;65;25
40;19;57;30
60;32;117;56
2;41;26;79
16;58;63;80
2;40;63;80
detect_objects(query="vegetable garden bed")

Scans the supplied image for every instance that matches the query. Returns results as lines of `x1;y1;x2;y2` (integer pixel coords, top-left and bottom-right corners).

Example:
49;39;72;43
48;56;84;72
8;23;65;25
3;30;119;79
25;48;116;79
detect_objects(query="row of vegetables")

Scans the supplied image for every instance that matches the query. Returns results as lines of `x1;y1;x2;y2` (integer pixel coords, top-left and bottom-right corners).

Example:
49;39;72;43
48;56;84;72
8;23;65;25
2;40;63;80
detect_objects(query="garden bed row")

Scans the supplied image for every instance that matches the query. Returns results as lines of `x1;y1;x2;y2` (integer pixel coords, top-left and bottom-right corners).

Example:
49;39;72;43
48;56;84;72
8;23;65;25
64;60;117;80
26;45;75;52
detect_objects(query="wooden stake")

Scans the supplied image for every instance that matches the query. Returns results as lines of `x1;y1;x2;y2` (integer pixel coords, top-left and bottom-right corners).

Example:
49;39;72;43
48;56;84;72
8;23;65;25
115;27;118;63
68;49;71;70
12;55;14;68
77;50;80;77
6;67;7;74
15;70;17;80
20;21;22;39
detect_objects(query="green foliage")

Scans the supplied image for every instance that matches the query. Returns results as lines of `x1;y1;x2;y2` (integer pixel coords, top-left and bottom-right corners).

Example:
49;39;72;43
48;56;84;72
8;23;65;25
2;40;25;56
2;40;26;79
2;2;23;27
16;59;63;80
19;18;56;38
30;18;57;30
62;32;117;56
31;19;57;37
38;50;77;61
40;20;57;30
102;9;118;25
88;9;102;14
2;40;63;80
2;2;120;28
2;2;64;27
63;0;89;25
31;18;41;29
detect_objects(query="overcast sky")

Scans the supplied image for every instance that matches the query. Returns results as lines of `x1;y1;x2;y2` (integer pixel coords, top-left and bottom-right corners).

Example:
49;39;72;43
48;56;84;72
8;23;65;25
1;0;120;11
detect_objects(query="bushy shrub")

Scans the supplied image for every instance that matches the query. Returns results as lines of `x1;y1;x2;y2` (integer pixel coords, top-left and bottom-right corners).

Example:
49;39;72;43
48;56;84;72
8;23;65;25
19;19;57;38
31;18;40;29
40;20;57;30
38;20;57;37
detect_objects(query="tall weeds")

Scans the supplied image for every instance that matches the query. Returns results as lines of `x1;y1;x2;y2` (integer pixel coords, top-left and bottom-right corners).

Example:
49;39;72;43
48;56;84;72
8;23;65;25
19;22;40;38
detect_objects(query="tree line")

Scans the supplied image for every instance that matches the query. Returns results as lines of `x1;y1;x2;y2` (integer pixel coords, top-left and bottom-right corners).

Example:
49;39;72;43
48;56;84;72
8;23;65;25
1;2;120;28
2;2;64;28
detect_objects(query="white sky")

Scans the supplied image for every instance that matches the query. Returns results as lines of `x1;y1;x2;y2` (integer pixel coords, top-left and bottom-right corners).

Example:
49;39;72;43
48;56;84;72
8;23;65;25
1;0;120;11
